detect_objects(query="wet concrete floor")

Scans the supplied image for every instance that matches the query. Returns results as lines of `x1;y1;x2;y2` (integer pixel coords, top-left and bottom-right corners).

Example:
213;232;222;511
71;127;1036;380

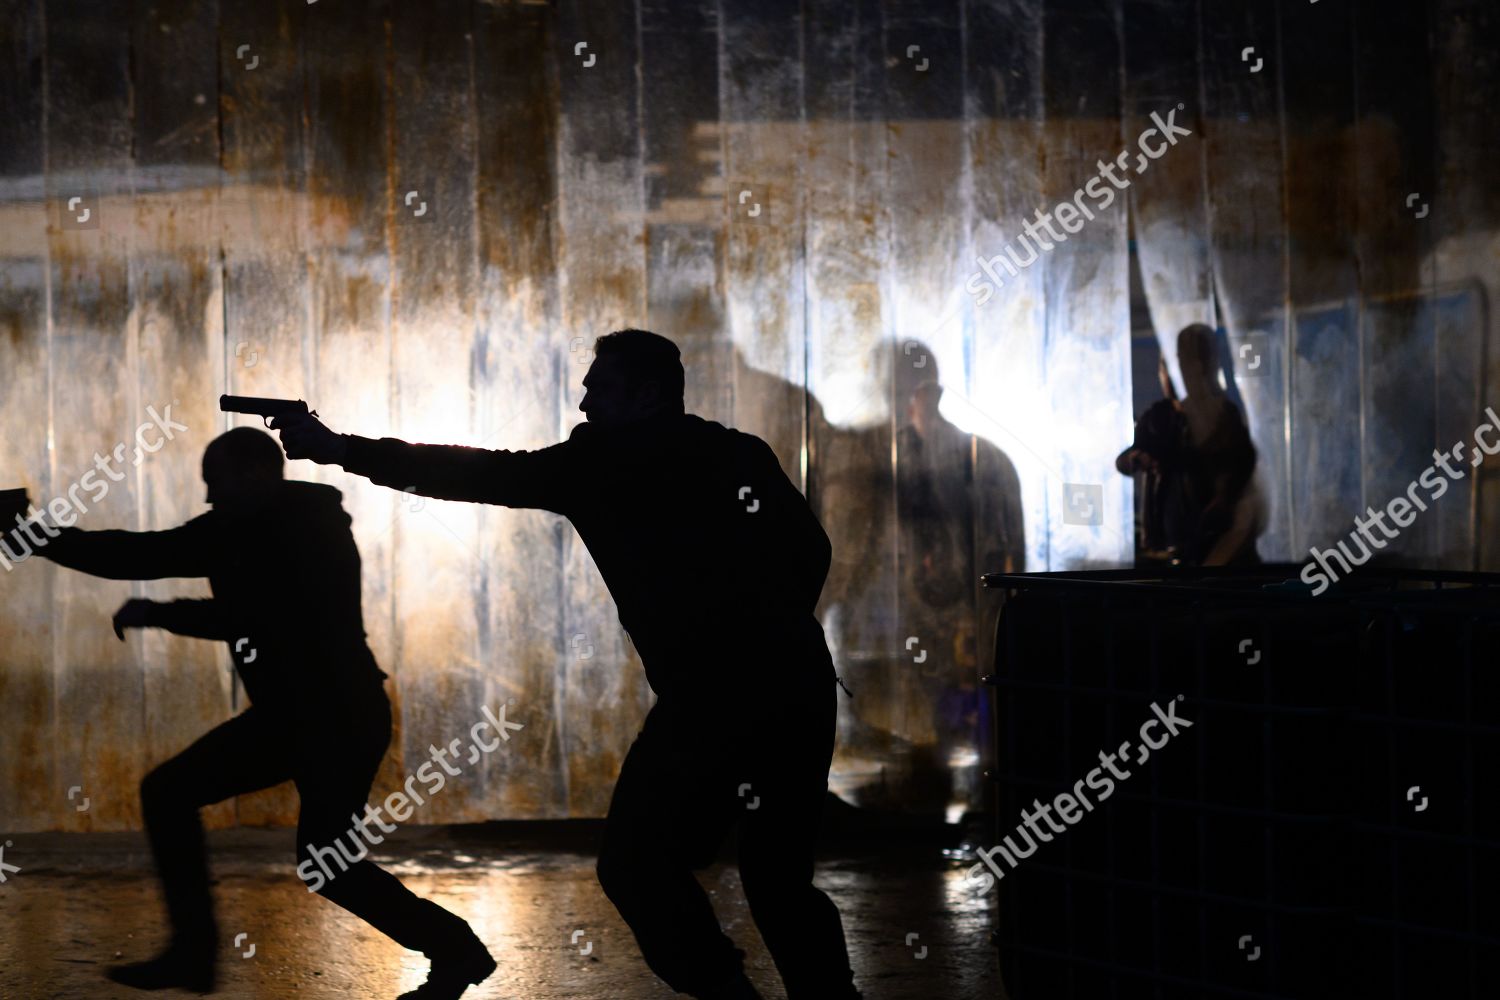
0;821;1001;999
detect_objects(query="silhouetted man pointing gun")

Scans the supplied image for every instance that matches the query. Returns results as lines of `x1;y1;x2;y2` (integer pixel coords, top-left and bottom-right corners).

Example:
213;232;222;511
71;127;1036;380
1;429;493;999
274;329;862;1000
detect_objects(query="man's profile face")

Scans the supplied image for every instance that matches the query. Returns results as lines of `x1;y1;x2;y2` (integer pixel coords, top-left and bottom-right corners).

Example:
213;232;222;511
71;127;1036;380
580;353;661;426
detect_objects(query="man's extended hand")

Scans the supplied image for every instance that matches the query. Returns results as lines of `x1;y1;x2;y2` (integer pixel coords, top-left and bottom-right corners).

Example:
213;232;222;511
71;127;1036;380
0;488;31;526
112;598;156;641
270;411;348;465
1115;447;1158;475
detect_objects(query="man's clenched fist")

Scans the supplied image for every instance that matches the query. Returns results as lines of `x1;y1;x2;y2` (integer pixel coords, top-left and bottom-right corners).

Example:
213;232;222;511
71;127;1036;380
270;411;348;465
112;598;156;641
0;489;30;526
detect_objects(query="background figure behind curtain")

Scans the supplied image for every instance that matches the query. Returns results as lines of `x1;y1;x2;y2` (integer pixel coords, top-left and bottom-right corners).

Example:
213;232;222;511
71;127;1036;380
893;342;1024;820
1116;323;1263;566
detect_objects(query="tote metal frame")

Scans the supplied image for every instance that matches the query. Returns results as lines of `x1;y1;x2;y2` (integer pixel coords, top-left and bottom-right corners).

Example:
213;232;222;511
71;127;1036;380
980;565;1496;999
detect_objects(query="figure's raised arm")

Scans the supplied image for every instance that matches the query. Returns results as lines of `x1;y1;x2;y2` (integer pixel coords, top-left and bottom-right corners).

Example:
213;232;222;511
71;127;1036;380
1;485;214;580
112;597;229;642
271;410;577;512
44;520;215;580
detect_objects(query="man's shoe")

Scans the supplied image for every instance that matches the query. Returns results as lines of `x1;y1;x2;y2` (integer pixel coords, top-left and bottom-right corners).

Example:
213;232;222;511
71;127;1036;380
397;927;496;1000
104;948;216;993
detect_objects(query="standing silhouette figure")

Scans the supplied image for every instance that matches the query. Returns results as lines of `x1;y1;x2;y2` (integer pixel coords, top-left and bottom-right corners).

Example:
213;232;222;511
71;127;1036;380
1116;323;1262;566
1;428;494;999
893;344;1024;821
274;329;862;1000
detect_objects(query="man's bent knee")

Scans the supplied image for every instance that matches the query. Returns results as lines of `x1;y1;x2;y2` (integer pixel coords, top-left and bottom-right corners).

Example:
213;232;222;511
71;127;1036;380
597;842;665;903
139;765;183;812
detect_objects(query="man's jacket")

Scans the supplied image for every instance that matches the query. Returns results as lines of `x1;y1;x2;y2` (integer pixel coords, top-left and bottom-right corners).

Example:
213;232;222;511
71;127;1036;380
41;480;383;708
342;412;834;701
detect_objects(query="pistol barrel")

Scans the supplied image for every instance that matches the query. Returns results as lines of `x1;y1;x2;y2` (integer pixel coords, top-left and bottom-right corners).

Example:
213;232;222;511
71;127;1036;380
219;395;312;427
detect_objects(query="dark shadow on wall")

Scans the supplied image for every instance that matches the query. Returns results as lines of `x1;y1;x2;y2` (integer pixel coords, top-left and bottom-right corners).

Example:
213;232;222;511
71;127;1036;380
733;341;1023;825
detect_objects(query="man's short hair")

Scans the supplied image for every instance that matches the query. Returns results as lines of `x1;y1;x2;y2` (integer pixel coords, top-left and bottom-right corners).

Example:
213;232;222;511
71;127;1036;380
206;427;284;479
593;329;686;408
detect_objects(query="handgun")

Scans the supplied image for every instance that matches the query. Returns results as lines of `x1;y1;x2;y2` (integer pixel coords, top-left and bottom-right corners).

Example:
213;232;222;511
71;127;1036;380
219;395;319;429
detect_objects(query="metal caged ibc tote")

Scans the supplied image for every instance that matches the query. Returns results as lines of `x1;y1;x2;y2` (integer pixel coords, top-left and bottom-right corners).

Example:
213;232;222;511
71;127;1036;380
979;565;1497;1000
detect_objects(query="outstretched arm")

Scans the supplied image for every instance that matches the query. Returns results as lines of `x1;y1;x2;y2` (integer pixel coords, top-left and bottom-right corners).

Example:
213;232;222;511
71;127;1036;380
112;598;230;641
273;411;574;512
26;517;214;581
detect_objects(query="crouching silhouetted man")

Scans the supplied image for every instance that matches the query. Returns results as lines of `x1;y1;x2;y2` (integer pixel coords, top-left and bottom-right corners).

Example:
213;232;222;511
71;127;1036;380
274;330;862;1000
0;428;493;999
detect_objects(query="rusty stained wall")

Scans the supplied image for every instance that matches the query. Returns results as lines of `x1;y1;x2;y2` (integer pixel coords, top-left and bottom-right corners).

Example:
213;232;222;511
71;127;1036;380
0;0;1496;832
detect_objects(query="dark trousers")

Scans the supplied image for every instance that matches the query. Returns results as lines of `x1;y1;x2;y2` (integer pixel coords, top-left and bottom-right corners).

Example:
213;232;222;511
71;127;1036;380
139;679;470;959
596;673;858;999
